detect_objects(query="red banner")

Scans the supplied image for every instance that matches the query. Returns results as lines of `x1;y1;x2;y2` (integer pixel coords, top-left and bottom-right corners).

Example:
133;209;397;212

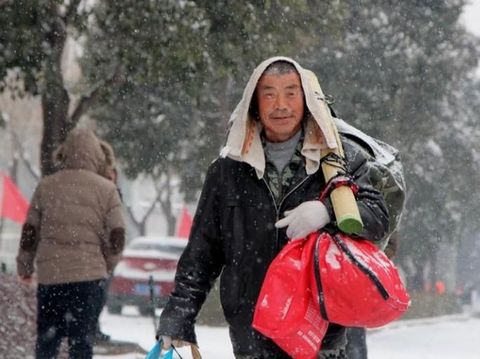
175;206;192;238
0;173;29;224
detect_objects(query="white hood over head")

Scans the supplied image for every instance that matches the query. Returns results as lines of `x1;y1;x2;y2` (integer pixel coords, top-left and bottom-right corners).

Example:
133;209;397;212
220;56;338;178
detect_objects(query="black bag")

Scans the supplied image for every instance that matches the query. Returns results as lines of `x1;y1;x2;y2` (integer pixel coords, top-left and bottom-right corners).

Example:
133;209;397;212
334;117;406;241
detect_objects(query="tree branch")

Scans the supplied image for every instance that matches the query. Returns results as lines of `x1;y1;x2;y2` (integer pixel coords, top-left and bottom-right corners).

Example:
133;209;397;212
63;0;82;25
141;189;163;224
10;127;41;181
68;65;122;131
126;205;141;227
154;171;178;236
126;185;163;235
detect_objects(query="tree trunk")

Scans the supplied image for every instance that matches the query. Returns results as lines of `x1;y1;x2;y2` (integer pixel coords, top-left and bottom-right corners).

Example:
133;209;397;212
9;151;19;184
38;2;120;177
159;187;176;236
138;220;147;237
41;88;69;176
166;208;176;236
40;7;71;177
411;270;425;292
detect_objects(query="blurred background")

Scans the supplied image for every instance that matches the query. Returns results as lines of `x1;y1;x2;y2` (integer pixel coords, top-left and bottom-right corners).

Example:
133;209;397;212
1;0;480;320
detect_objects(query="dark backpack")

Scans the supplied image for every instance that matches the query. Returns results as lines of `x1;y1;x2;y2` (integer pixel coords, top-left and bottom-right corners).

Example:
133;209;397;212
334;117;406;241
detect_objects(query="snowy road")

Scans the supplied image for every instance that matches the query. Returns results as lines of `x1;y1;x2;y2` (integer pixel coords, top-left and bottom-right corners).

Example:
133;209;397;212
97;307;480;359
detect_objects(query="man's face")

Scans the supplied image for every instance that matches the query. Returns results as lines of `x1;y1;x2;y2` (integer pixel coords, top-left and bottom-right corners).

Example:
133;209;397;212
256;71;304;142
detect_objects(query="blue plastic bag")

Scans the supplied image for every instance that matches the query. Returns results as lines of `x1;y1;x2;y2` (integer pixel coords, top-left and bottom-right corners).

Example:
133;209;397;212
145;340;173;359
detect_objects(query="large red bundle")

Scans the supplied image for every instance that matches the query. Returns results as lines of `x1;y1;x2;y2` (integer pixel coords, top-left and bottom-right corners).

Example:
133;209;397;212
253;231;410;358
253;235;328;359
312;232;410;328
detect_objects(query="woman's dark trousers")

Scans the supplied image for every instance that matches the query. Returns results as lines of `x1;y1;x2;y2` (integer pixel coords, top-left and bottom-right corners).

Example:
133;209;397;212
35;279;105;359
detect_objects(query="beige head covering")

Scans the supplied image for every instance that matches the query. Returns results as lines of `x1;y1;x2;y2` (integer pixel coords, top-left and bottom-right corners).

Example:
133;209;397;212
53;128;106;174
220;56;338;178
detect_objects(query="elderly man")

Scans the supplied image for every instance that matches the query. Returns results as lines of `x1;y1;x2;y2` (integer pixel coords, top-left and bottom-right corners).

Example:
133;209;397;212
157;57;389;359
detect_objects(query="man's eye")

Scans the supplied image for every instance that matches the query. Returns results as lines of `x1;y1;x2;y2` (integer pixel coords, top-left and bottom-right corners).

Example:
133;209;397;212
264;93;275;99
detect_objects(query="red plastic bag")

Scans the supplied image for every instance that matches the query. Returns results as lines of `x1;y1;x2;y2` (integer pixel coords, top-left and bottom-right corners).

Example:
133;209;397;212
312;232;410;328
253;235;328;359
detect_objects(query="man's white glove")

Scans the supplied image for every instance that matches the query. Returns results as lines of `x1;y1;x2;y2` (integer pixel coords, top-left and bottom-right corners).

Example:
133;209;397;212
275;200;330;239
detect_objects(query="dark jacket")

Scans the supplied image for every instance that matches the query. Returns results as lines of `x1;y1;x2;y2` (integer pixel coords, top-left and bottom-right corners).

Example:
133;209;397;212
157;136;389;357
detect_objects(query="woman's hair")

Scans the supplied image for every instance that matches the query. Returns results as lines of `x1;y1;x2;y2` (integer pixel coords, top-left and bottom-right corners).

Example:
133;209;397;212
99;140;116;168
99;140;117;182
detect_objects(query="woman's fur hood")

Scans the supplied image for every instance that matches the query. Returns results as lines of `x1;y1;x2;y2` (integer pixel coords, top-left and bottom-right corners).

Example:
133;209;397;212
53;128;106;174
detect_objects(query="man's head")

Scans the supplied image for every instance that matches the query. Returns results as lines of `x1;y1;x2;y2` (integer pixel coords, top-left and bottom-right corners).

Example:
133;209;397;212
253;61;305;142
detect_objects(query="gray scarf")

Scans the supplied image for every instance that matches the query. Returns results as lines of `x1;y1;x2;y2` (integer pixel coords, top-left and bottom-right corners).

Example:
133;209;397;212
264;129;302;173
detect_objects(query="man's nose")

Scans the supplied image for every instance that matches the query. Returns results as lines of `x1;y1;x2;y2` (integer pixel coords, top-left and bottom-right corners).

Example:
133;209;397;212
274;94;288;110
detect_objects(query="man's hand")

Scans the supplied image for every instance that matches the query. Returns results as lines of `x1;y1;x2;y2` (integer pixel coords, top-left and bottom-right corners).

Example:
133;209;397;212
275;200;330;239
160;335;190;350
161;335;172;350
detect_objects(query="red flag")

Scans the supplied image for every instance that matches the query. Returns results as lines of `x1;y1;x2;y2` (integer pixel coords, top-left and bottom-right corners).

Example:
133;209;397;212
0;173;29;224
175;206;192;238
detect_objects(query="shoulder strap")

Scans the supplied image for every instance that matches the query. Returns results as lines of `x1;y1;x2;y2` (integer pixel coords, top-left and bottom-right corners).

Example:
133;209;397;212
303;72;363;235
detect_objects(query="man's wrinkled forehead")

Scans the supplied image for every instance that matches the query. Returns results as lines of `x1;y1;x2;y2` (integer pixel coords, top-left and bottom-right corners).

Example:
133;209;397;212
256;61;303;93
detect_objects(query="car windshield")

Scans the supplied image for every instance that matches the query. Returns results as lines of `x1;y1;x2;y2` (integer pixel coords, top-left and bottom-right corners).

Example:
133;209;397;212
129;242;185;255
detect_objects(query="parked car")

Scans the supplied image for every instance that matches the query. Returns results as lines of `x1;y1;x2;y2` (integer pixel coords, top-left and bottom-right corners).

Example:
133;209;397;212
107;236;188;315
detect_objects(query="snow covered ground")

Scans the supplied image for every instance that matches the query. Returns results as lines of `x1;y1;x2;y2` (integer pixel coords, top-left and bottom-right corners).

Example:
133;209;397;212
97;307;480;359
367;314;479;359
